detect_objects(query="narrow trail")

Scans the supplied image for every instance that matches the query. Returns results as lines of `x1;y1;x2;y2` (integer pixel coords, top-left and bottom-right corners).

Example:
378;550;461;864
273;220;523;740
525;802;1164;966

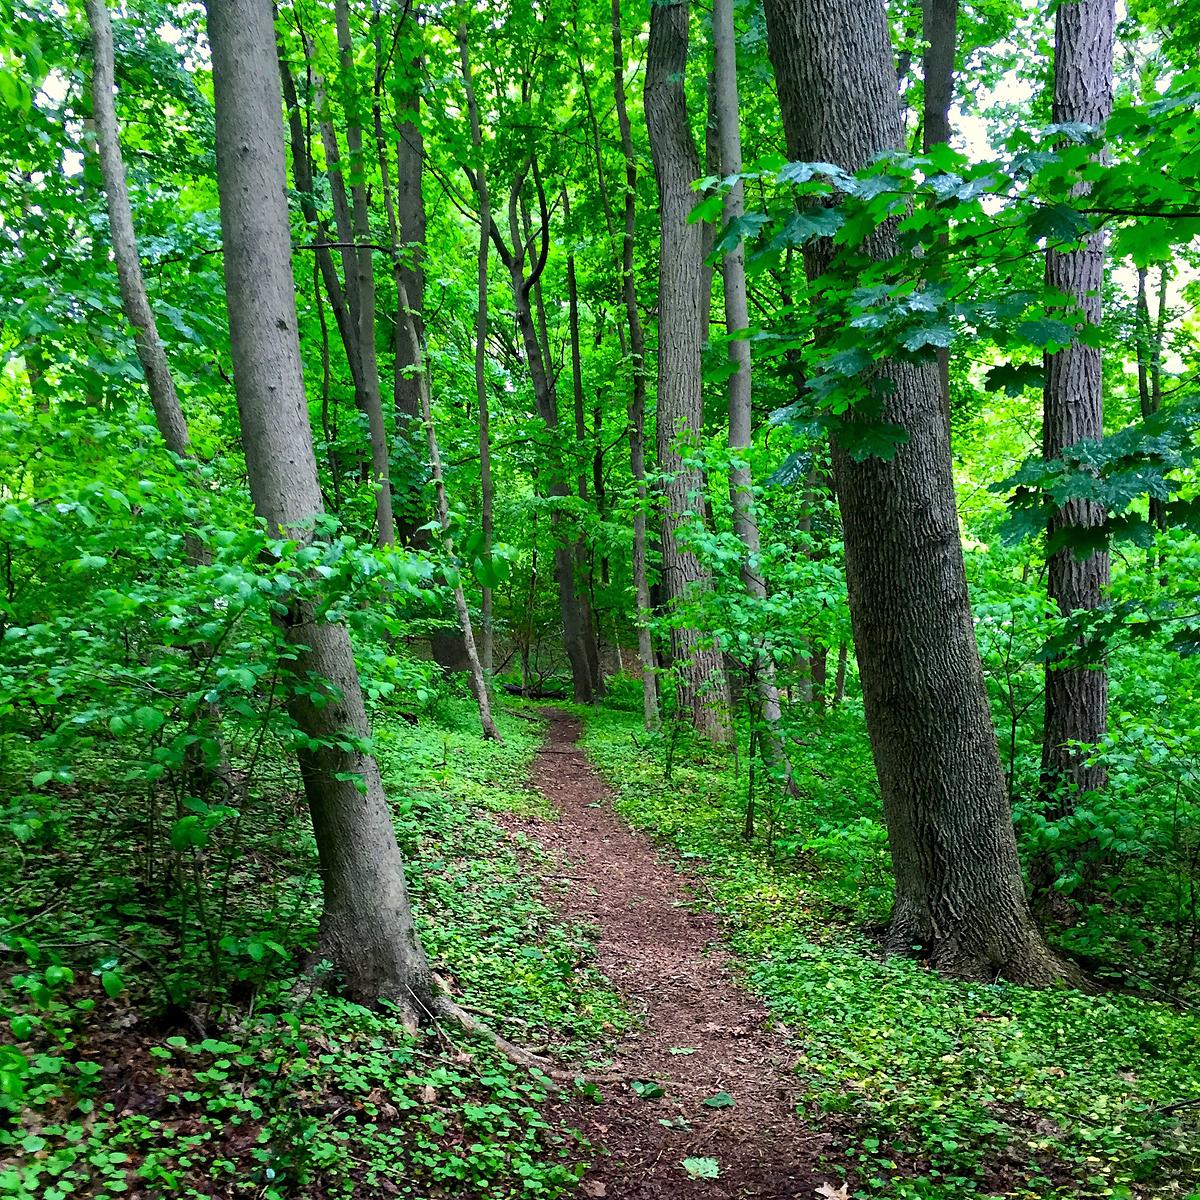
504;711;832;1199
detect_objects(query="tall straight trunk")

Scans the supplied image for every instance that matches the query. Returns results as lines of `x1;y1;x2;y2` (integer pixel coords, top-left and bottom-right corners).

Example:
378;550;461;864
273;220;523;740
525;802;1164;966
764;0;1065;982
612;0;659;730
564;190;605;695
922;0;956;418
206;0;433;1015
713;0;790;767
644;0;731;741
278;45;365;419
332;0;394;546
391;15;428;547
1040;0;1115;809
1134;266;1169;539
457;19;495;675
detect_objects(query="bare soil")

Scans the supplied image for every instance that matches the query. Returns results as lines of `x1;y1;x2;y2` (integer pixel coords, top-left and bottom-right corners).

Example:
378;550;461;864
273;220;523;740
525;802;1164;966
507;711;837;1199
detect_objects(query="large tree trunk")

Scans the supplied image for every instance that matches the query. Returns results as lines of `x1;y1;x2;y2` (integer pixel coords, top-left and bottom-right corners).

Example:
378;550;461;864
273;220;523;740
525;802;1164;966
206;0;433;1017
713;0;791;774
644;0;731;741
1040;0;1115;810
763;0;1065;983
612;0;659;731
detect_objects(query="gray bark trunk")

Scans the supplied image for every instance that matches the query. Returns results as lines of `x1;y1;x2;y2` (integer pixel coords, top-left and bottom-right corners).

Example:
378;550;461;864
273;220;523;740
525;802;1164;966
713;0;790;768
332;0;394;546
764;0;1065;983
207;0;433;1016
644;0;732;741
612;0;659;730
1040;0;1115;807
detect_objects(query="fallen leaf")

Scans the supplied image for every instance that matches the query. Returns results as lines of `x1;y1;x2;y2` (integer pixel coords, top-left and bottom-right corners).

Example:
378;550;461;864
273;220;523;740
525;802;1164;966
816;1183;850;1200
419;1084;437;1104
581;1181;606;1197
682;1156;720;1180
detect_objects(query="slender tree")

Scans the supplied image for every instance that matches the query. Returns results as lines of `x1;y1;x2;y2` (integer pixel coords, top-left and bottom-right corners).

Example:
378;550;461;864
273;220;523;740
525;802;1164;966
763;0;1066;982
456;16;496;675
1040;0;1116;812
644;0;731;741
712;0;791;772
611;0;659;730
206;0;433;1015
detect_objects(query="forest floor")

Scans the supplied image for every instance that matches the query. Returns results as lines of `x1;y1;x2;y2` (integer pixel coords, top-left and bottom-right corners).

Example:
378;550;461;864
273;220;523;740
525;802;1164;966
499;710;838;1199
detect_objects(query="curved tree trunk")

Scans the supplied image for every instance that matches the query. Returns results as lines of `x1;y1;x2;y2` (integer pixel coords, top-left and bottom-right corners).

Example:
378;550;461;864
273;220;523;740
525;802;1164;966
612;0;659;730
207;0;433;1017
644;0;731;741
763;0;1066;983
1039;0;1115;813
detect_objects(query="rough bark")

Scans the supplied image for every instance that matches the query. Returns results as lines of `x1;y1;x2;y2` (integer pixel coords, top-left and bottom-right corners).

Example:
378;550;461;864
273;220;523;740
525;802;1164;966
763;0;1065;983
612;0;659;730
457;20;495;676
1040;0;1115;808
644;0;731;741
206;0;433;1016
713;0;791;772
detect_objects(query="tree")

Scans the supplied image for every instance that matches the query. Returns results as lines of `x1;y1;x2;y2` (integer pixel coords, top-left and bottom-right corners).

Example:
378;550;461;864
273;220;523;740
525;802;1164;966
644;0;731;741
763;0;1066;982
611;0;659;731
712;0;791;771
205;0;433;1015
1040;0;1116;811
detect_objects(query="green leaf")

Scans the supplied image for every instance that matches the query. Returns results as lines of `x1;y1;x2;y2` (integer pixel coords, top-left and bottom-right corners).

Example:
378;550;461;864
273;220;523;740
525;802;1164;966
682;1156;720;1179
100;970;124;999
701;1091;734;1108
631;1079;665;1099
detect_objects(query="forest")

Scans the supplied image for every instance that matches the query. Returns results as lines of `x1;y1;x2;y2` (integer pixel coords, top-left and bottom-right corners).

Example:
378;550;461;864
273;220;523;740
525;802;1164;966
2;0;1200;1195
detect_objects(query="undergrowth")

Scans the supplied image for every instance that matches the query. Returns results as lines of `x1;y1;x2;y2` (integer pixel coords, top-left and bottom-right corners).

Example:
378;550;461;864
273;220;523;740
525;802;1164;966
0;699;623;1199
578;697;1200;1200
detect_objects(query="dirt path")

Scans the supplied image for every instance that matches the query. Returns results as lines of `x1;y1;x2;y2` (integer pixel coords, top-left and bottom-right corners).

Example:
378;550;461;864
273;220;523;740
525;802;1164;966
507;711;833;1199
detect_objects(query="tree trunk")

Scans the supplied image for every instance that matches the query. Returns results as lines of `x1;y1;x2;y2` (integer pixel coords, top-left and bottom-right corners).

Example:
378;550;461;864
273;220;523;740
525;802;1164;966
565;190;605;696
391;17;429;547
395;274;500;741
457;19;495;676
713;0;791;772
86;0;191;459
206;0;432;1017
1040;0;1114;809
612;0;659;730
332;0;395;546
763;0;1065;983
487;163;594;704
644;0;731;741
